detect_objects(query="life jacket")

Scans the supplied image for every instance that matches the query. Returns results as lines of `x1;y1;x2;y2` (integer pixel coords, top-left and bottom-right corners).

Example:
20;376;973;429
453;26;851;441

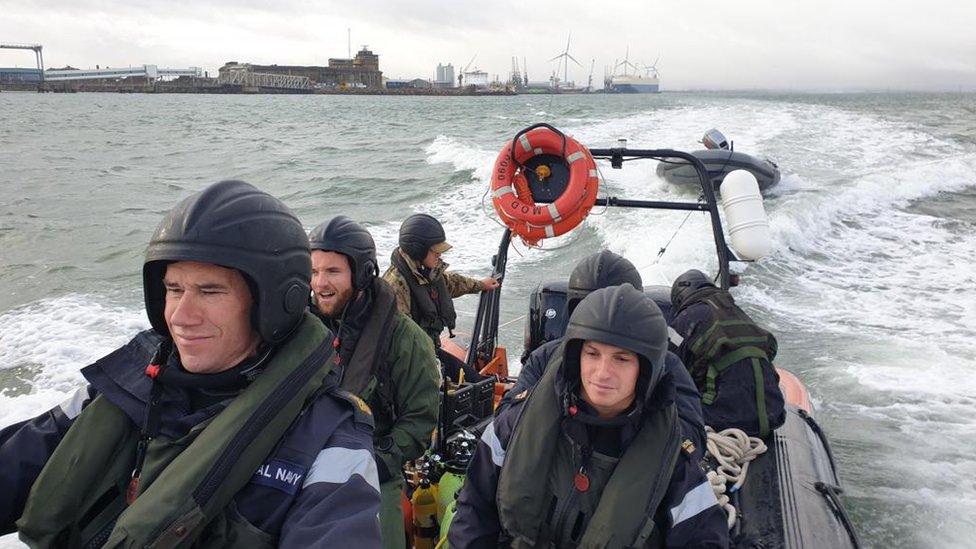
675;286;781;437
390;249;456;344
16;312;344;549
496;348;682;549
336;277;400;430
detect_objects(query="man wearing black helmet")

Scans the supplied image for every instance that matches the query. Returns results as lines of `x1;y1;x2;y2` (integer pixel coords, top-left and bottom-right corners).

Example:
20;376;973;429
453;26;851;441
669;269;784;438
308;215;440;549
383;213;499;347
0;181;381;547
449;285;729;548
497;250;707;460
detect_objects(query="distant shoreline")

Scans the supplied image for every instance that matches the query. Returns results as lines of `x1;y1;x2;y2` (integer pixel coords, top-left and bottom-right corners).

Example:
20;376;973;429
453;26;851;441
2;82;973;95
1;81;526;95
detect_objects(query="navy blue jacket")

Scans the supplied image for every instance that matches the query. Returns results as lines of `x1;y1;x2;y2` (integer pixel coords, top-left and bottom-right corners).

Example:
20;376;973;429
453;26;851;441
451;374;729;548
0;330;382;547
499;339;707;461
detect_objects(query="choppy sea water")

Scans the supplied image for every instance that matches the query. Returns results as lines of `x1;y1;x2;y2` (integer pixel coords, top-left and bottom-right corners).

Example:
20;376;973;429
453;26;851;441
1;91;974;548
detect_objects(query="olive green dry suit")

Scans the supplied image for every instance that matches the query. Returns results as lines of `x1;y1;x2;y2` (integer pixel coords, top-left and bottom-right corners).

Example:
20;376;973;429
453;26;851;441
315;277;441;549
321;277;440;482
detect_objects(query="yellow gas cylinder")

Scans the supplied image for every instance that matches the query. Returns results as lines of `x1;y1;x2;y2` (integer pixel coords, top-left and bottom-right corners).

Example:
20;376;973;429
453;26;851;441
411;478;439;549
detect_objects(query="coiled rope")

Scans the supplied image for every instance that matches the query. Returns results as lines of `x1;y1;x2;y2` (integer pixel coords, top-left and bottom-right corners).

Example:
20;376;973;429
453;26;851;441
704;426;767;529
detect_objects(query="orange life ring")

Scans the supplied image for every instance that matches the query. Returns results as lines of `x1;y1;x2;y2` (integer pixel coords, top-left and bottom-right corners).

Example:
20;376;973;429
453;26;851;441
491;127;599;245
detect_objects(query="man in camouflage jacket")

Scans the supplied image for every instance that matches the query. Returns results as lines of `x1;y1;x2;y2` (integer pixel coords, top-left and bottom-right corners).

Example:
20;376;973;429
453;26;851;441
383;214;498;347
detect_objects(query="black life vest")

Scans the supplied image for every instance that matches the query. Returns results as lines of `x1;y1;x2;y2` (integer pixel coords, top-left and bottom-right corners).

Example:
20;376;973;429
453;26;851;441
390;249;456;344
335;277;400;427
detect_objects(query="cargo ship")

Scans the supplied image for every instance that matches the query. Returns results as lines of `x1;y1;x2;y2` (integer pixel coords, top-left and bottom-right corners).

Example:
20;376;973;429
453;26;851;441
610;70;660;93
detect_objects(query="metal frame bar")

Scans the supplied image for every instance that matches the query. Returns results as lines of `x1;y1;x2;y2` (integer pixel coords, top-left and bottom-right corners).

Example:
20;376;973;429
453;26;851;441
466;228;511;368
218;67;311;90
589;147;732;290
467;145;734;367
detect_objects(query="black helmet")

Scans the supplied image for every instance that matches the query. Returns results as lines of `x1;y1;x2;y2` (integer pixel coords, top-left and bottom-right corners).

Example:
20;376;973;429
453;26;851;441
671;269;714;310
566;250;643;316
143;180;311;343
563;284;668;402
399;213;450;261
309;216;378;290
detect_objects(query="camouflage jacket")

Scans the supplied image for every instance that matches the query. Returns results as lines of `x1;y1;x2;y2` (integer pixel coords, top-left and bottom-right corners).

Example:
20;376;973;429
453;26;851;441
382;248;484;318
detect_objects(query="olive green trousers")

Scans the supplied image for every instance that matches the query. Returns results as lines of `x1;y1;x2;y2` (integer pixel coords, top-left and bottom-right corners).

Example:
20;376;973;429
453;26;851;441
380;479;406;549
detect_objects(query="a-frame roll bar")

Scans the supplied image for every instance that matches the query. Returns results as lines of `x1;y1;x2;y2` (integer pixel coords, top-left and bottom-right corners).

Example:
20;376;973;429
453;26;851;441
467;146;735;369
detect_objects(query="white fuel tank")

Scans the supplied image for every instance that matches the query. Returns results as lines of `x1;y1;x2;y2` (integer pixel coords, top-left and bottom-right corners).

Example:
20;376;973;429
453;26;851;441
720;170;771;261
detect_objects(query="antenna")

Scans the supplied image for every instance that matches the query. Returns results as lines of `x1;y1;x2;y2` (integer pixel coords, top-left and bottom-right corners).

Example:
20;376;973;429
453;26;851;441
347;28;351;59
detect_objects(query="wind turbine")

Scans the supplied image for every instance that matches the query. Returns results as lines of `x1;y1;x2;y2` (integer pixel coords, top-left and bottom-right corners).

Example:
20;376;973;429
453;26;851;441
643;55;661;79
615;46;640;77
548;32;583;88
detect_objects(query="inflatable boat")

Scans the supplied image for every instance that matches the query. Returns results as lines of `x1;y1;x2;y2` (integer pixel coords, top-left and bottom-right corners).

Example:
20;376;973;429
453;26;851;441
656;129;781;192
400;124;859;549
656;148;781;192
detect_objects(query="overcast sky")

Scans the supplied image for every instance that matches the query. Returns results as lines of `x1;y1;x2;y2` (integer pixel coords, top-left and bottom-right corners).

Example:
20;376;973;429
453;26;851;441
2;0;975;91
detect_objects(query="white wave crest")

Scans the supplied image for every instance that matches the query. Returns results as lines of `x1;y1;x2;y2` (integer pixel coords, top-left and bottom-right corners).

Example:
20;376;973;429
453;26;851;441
0;294;147;427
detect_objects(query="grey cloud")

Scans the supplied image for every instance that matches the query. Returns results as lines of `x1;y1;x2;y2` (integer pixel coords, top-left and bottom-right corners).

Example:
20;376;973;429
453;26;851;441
2;0;975;90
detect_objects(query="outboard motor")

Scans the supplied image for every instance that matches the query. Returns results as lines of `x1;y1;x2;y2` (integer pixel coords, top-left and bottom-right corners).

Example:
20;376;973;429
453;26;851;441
522;280;569;362
523;282;680;363
701;128;730;150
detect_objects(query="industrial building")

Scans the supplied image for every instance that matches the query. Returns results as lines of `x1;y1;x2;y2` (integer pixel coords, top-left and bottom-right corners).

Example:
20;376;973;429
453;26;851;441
221;47;383;90
44;65;202;82
386;78;433;89
0;43;44;88
435;63;455;88
0;67;42;83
